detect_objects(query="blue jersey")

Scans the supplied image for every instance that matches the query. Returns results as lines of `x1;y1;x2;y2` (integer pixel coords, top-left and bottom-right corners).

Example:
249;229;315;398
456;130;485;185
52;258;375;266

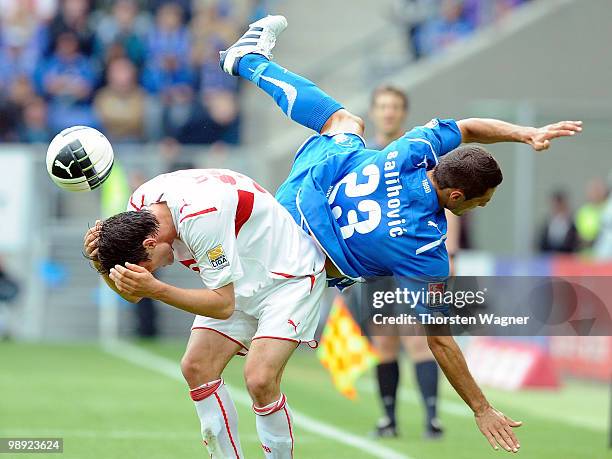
276;118;462;311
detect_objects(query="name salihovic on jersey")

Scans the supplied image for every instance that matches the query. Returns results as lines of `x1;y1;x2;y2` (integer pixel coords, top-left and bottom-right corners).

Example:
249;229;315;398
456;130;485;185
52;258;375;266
384;150;406;238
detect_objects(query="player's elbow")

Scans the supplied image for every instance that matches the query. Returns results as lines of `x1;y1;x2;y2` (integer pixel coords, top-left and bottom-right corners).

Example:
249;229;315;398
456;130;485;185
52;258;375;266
217;304;234;320
118;291;142;304
215;296;235;320
457;119;477;143
209;283;235;319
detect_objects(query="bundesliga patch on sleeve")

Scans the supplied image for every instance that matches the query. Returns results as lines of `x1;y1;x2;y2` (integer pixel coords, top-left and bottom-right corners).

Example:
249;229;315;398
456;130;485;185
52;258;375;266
427;282;445;307
206;245;229;269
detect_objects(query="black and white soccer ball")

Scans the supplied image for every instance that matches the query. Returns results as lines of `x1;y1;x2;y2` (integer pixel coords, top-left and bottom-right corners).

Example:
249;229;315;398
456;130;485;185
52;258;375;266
46;126;114;192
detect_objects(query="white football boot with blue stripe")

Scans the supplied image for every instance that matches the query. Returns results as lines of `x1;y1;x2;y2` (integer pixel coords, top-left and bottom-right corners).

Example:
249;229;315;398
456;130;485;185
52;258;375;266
220;15;288;76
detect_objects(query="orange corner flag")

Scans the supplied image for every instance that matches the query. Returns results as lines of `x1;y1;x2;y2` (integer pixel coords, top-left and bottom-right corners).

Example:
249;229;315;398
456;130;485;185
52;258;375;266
317;295;378;399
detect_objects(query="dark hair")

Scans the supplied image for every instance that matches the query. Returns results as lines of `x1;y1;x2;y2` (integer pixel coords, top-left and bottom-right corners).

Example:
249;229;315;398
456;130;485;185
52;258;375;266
96;211;160;274
432;145;503;200
551;189;568;203
370;85;409;112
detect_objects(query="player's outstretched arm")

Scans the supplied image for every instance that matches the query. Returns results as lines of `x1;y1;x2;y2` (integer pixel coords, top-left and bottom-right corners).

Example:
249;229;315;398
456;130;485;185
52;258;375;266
457;118;582;151
84;221;142;303
425;327;522;453
108;263;236;320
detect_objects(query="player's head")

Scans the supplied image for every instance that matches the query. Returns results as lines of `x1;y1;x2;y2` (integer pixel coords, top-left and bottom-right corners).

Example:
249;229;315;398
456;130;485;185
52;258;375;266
369;85;409;137
96;210;174;274
432;145;503;216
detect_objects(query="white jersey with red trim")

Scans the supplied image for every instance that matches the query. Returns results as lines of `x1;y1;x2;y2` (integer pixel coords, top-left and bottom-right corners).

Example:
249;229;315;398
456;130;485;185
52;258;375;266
127;169;325;302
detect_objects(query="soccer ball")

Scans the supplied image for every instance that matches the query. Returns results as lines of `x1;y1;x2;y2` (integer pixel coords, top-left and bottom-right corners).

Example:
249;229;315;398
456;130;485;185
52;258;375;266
46;126;114;192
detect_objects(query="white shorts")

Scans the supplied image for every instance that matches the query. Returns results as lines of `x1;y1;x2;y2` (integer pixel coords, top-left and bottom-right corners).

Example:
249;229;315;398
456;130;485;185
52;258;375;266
192;270;326;355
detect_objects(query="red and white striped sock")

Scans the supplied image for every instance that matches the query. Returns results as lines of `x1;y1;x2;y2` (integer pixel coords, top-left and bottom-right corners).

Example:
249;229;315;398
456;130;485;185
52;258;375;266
253;394;294;459
190;379;243;458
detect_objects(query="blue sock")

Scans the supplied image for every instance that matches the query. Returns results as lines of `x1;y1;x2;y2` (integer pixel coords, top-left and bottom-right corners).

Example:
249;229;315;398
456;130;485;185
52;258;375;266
415;360;439;424
237;53;343;133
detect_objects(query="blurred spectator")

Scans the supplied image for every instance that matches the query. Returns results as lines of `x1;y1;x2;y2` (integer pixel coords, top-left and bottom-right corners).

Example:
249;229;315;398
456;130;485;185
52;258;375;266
368;85;409;148
201;90;239;144
191;3;238;71
0;0;57;23
10;76;38;108
160;85;197;140
161;88;239;145
594;172;612;260
37;30;99;132
0;77;38;141
539;190;579;253
575;177;609;250
150;0;193;19
0;25;42;91
142;2;193;94
18;96;52;143
418;0;476;56
47;0;95;56
94;0;149;68
391;0;437;60
94;57;146;142
0;95;20;141
199;38;239;93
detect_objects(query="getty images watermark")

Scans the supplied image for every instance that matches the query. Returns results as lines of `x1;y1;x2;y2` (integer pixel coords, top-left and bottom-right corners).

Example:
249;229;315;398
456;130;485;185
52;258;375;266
357;276;612;336
369;285;531;327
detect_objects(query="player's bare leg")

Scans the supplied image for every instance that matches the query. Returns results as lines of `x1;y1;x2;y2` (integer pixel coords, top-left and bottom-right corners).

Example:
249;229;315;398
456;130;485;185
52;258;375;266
320;109;365;137
244;338;298;459
181;329;244;458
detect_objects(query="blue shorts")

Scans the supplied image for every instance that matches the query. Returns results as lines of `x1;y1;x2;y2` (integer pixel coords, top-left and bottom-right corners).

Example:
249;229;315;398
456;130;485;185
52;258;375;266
275;132;366;228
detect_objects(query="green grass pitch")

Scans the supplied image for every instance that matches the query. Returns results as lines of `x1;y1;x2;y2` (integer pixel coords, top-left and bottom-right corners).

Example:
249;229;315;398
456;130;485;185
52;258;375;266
0;340;609;459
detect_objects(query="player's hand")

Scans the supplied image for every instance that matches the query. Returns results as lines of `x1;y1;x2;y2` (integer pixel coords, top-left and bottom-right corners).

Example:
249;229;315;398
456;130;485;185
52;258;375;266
109;262;161;298
475;405;522;453
84;220;102;264
525;120;582;151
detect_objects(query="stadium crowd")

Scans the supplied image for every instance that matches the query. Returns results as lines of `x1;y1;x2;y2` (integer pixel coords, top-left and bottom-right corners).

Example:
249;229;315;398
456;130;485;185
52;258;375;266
0;0;535;147
393;0;534;59
0;0;272;146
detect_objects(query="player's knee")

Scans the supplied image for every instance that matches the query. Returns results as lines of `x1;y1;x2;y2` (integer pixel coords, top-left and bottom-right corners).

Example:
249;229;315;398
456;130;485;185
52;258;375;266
350;113;366;133
244;369;277;404
324;109;365;136
181;355;216;387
